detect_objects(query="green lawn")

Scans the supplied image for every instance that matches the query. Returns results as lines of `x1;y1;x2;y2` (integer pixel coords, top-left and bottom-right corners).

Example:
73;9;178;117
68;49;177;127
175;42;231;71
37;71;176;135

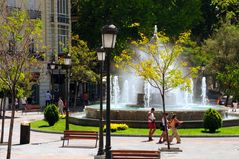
31;119;239;136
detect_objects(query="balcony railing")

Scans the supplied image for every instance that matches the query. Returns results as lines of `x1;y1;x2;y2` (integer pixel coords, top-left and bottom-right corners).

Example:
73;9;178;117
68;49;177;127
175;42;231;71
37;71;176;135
7;6;41;19
57;14;69;23
29;9;41;19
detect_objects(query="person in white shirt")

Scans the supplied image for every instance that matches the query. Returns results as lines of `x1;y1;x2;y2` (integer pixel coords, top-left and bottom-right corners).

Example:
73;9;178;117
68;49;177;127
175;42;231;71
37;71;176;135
232;100;237;112
147;108;156;141
45;91;52;106
58;97;65;115
158;112;169;143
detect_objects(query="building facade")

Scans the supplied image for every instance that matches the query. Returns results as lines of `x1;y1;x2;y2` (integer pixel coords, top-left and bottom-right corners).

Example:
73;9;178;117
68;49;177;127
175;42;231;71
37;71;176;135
4;0;71;107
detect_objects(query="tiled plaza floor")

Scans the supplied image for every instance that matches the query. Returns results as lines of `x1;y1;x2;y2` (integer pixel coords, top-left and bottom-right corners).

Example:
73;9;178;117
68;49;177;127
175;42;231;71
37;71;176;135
0;111;239;159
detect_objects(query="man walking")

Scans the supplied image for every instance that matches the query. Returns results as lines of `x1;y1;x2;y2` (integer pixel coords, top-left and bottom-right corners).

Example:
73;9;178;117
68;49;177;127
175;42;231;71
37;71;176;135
45;91;52;107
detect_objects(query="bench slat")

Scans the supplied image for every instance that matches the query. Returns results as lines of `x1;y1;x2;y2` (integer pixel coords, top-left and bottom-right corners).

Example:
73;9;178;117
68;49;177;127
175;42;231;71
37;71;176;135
113;157;158;159
112;150;160;159
112;150;159;153
113;157;159;159
62;130;98;148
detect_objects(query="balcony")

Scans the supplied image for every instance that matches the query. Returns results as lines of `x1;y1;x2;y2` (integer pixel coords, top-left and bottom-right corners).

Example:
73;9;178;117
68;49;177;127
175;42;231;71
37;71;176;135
57;14;69;23
28;9;41;19
7;6;41;19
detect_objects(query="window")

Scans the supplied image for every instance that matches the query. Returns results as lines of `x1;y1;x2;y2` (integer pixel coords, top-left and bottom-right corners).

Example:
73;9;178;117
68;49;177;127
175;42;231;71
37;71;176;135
58;25;69;54
50;0;54;22
7;0;16;7
29;0;35;10
57;0;69;23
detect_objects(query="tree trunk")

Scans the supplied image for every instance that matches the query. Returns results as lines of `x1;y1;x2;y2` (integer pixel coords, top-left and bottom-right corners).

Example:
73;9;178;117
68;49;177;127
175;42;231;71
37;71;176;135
73;81;79;111
0;97;2;117
0;94;6;143
7;90;16;159
162;73;170;149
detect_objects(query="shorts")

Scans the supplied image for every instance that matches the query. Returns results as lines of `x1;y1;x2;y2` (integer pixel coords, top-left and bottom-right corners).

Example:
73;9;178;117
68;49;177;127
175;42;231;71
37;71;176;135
148;122;156;129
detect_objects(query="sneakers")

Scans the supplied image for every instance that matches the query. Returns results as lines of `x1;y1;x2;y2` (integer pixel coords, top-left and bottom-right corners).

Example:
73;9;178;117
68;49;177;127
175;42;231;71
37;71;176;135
157;141;163;144
176;141;181;144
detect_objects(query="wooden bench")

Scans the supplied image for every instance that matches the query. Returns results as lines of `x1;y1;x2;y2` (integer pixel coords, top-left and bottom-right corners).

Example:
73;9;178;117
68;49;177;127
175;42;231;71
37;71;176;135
112;150;160;159
61;130;98;147
22;104;41;114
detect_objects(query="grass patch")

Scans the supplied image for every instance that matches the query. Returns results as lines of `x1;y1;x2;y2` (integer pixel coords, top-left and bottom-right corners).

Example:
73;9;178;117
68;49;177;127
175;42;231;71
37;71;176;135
31;119;239;136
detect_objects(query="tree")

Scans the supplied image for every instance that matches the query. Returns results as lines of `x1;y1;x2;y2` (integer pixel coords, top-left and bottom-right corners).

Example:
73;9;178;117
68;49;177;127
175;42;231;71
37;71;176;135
154;0;202;37
202;24;239;105
0;8;43;159
212;0;239;24
114;28;198;149
191;0;219;41
0;80;9;144
67;35;98;110
217;65;239;102
72;0;202;55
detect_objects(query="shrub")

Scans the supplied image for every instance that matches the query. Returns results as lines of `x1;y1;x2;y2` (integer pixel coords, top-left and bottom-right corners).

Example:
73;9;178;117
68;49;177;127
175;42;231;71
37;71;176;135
103;123;129;132
44;104;59;126
203;108;223;133
59;114;66;119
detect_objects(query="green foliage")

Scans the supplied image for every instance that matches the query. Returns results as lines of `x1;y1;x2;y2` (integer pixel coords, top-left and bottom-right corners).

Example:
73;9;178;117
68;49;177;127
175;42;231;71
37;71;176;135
103;123;129;132
203;108;223;133
44;104;59;126
68;35;98;83
72;0;202;54
217;65;239;100
203;24;239;94
212;0;239;23
115;31;199;95
0;9;43;99
154;0;202;37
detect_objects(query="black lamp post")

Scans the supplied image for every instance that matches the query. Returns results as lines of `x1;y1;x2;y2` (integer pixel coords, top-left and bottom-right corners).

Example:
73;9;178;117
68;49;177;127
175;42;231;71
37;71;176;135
97;47;106;156
63;54;71;130
101;24;118;159
48;59;56;103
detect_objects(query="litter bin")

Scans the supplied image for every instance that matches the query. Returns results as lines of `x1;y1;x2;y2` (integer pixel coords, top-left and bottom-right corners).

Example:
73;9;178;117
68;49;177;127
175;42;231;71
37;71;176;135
20;121;30;144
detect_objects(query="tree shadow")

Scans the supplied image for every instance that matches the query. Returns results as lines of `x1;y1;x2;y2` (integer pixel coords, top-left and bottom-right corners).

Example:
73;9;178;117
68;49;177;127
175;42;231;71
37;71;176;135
38;125;50;128
201;130;221;134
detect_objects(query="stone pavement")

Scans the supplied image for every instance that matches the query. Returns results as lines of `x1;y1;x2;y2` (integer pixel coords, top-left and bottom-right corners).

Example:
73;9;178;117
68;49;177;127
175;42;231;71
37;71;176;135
0;111;239;159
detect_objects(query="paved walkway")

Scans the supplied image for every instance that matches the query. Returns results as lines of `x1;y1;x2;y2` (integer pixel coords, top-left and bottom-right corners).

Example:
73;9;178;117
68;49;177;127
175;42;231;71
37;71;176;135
0;111;239;159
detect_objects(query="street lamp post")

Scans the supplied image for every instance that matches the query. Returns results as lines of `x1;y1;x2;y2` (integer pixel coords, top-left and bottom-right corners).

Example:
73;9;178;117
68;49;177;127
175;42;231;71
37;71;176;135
63;54;71;130
101;24;118;159
97;47;105;156
48;59;56;103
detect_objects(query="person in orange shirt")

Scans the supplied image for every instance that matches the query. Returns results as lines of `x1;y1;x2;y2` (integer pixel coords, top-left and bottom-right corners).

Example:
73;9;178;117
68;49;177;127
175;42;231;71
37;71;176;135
169;114;183;144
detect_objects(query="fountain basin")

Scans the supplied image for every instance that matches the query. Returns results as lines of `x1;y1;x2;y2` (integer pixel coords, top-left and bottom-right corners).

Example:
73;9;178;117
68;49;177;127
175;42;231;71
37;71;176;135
67;104;238;128
85;104;228;121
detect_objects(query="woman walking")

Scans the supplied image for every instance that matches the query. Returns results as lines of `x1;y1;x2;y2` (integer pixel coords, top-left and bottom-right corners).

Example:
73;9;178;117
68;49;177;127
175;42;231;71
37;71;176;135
147;108;156;141
169;114;183;144
158;113;169;143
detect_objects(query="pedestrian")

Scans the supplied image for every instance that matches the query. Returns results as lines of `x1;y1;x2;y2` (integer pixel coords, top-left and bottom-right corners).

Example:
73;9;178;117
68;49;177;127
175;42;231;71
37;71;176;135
83;92;89;106
147;107;156;141
232;100;237;112
168;114;183;144
158;112;169;143
58;97;64;115
45;91;52;106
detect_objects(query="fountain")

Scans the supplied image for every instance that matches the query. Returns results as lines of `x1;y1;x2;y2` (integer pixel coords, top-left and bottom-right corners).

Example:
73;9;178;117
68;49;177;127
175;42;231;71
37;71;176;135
201;77;207;105
70;26;237;128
